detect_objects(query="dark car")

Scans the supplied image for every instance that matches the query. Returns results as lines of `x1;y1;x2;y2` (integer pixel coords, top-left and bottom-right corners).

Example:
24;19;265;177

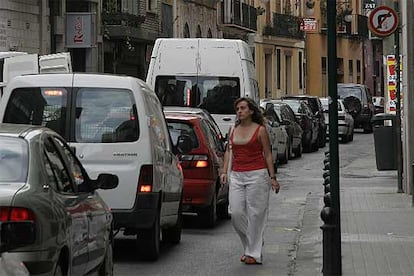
164;112;229;228
282;95;326;148
262;99;303;158
0;123;118;275
271;101;304;158
281;99;319;153
337;83;375;133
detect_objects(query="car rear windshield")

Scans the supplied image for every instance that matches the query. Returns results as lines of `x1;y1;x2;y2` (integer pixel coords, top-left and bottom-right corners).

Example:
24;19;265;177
0;137;28;182
155;76;240;115
338;86;362;100
4;87;68;137
75;88;139;143
166;120;199;149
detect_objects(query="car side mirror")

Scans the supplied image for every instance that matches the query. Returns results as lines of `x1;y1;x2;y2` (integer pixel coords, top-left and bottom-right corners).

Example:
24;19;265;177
0;221;36;253
96;174;119;190
176;134;193;154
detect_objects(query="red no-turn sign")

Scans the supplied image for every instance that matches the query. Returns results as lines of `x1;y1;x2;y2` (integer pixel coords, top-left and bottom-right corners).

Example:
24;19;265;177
368;6;399;37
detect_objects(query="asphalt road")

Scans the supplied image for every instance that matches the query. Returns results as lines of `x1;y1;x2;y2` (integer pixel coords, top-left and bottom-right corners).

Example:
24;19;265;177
113;130;373;276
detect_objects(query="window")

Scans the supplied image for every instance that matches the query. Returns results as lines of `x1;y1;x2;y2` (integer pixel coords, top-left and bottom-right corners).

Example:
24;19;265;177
3;87;68;137
299;51;303;89
321;57;327;74
184;23;190;38
148;0;156;12
348;59;353;83
43;138;73;193
0;137;28;182
75;88;139;143
53;137;87;192
277;49;281;89
167;121;199;148
196;25;202;38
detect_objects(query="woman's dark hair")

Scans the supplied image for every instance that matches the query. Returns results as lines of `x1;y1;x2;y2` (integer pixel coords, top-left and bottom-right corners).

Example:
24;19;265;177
234;97;264;125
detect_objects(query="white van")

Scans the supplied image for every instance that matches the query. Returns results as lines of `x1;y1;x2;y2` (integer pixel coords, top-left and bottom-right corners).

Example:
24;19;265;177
146;38;259;135
0;73;189;260
0;52;72;97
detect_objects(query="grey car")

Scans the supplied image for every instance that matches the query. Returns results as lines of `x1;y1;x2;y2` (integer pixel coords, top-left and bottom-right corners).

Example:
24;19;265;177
0;124;118;275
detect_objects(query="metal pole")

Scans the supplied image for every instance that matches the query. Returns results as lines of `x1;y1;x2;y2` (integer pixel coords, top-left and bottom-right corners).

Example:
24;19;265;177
395;0;403;193
325;0;341;274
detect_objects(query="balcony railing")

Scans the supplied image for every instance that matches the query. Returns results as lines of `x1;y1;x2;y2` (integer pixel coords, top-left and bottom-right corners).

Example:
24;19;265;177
221;0;257;31
102;12;145;28
263;13;304;39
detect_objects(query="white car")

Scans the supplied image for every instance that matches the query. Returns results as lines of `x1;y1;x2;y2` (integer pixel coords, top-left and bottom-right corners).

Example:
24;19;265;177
320;97;354;142
260;102;289;166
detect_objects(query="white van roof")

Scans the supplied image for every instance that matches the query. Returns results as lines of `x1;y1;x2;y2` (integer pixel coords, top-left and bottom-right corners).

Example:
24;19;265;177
150;38;253;77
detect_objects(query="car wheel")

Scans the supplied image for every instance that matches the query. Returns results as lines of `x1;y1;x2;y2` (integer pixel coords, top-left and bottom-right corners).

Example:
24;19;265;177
217;200;230;219
137;211;160;261
318;130;326;148
288;139;293;160
99;231;114;276
200;192;217;228
54;260;65;276
162;200;182;244
349;131;354;141
294;142;302;158
342;134;348;143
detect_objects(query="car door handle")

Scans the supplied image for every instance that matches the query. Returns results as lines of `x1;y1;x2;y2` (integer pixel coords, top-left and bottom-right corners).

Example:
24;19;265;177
223;117;231;121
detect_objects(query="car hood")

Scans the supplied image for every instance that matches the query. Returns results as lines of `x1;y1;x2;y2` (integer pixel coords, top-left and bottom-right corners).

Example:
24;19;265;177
0;183;26;205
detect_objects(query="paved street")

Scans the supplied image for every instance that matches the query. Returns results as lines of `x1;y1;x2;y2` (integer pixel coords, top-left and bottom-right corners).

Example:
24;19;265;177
114;131;414;276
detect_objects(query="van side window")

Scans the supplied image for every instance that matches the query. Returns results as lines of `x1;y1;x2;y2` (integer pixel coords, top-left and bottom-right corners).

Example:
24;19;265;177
75;88;139;143
145;94;169;149
3;88;68;137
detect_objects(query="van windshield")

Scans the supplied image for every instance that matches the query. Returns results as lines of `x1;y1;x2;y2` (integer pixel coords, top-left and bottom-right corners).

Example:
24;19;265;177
155;76;240;115
338;86;362;100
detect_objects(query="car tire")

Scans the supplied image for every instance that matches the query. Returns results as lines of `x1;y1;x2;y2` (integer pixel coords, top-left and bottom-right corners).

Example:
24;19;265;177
318;129;326;148
162;201;182;244
99;231;114;276
294;142;302;158
137;211;160;261
200;192;217;228
217;200;230;219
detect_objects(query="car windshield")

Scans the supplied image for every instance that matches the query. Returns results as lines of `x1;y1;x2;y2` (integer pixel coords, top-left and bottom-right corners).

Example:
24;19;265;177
338;86;362;100
155;76;240;115
282;100;301;113
320;98;329;112
0;137;28;182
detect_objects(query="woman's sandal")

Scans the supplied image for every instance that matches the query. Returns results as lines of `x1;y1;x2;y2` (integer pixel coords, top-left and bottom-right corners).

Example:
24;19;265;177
244;256;262;265
240;255;246;262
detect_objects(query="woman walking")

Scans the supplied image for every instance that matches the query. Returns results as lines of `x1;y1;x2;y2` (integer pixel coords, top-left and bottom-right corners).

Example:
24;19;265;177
220;97;280;265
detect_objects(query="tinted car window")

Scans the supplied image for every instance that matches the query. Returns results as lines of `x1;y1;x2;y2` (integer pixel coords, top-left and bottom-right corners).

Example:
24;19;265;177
155;76;240;115
167;121;199;148
76;88;139;143
0;137;28;182
43;138;74;193
337;86;363;101
4;88;68;137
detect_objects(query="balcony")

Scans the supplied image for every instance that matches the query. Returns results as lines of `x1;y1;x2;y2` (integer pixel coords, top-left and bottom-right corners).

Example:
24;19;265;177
102;12;146;28
262;13;304;40
221;0;257;32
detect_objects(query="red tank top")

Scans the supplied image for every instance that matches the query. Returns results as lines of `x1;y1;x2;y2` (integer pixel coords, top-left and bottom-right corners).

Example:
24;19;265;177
230;125;267;172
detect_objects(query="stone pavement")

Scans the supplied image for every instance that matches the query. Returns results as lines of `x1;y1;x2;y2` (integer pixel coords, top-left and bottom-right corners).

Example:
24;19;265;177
294;141;414;276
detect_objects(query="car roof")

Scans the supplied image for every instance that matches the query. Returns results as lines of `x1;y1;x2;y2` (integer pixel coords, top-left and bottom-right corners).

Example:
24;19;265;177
164;112;201;121
282;95;318;99
0;123;43;138
337;83;365;87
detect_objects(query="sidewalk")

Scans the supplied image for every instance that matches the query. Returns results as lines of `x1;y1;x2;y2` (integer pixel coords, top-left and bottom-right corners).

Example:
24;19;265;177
294;144;414;275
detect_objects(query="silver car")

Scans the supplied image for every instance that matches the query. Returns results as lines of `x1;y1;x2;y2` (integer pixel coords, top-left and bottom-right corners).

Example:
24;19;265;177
320;98;354;142
0;124;118;275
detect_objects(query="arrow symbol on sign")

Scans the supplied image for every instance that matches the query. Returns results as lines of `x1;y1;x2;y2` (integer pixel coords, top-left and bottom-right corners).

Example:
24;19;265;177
377;12;392;29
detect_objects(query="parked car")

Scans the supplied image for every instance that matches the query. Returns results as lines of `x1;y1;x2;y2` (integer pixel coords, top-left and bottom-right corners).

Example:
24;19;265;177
320;97;354;142
337;83;374;133
280;99;319;152
372;96;385;114
0;221;35;276
0;73;191;261
262;99;303;158
0;123;118;275
164;112;229;227
282;95;326;148
260;101;289;164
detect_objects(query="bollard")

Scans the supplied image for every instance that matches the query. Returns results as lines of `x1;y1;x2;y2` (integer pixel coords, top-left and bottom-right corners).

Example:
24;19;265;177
320;206;338;275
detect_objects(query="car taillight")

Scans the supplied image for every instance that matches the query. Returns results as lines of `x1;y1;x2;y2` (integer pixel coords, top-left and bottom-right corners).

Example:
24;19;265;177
0;207;36;222
138;165;153;193
180;155;209;168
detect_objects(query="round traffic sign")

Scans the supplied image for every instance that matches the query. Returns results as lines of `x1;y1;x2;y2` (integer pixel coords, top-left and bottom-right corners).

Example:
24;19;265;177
368;6;398;37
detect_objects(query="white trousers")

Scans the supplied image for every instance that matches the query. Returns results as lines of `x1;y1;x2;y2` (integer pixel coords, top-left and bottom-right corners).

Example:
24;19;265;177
229;168;271;263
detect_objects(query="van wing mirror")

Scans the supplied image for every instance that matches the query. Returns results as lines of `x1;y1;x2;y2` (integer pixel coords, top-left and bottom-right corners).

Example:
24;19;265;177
0;221;36;253
176;134;193;154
